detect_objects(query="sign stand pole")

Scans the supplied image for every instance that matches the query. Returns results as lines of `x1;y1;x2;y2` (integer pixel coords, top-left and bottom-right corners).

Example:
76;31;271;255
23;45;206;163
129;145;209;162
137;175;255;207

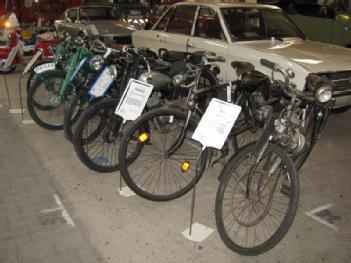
3;75;12;109
188;147;206;236
18;75;25;120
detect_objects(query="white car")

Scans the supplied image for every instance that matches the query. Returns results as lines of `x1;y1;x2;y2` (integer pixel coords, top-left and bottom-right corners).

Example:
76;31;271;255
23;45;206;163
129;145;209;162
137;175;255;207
132;2;351;109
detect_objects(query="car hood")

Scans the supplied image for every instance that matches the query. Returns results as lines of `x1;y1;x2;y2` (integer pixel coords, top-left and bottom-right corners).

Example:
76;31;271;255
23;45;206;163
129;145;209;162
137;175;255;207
91;20;137;36
238;38;351;73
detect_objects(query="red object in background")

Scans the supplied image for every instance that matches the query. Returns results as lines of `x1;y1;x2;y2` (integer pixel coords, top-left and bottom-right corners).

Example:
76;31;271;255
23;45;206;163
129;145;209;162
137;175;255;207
146;0;186;29
20;1;66;24
0;29;58;71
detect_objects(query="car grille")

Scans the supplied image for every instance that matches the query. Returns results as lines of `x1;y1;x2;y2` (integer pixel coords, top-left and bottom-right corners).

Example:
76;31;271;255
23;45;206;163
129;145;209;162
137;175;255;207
319;71;351;96
113;36;132;45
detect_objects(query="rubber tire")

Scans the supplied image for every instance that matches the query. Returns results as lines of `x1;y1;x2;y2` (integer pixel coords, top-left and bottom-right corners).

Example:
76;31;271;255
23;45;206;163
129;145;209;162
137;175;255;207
63;92;88;143
118;107;208;202
215;143;299;256
27;69;73;130
26;60;53;92
73;97;122;173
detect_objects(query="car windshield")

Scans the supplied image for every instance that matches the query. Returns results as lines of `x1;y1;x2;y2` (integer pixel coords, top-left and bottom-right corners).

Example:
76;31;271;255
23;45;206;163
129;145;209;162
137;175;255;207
80;7;118;21
221;7;305;41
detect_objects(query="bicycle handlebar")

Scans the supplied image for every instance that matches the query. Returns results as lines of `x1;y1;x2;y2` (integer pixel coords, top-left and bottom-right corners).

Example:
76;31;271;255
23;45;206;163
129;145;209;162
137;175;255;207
260;59;315;103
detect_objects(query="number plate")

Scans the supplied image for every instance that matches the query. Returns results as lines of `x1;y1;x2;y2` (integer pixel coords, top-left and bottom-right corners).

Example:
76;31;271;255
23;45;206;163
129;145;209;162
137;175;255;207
192;98;241;150
115;79;153;121
23;49;43;75
88;67;114;98
34;62;56;74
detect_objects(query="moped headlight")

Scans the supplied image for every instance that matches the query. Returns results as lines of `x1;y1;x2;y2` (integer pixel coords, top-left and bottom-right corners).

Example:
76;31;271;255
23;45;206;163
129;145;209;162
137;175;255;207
314;85;332;103
109;65;118;80
89;55;103;71
172;74;186;86
138;71;150;83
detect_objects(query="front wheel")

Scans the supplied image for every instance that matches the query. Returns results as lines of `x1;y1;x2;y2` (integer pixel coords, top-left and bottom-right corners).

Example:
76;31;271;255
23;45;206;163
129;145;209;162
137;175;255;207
73;97;124;172
216;143;299;256
118;107;207;202
27;70;74;130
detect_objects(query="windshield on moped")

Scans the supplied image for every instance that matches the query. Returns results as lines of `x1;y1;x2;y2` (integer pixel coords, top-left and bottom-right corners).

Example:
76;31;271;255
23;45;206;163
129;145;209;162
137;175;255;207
220;7;305;41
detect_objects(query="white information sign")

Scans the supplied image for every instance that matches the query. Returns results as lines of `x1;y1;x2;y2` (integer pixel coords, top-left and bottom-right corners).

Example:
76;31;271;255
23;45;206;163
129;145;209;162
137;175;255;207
192;98;241;150
88;67;114;98
115;79;153;121
23;49;42;75
34;62;55;74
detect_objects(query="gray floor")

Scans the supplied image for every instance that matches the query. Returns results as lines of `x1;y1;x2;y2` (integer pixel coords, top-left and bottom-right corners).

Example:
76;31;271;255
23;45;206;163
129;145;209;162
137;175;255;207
0;69;350;263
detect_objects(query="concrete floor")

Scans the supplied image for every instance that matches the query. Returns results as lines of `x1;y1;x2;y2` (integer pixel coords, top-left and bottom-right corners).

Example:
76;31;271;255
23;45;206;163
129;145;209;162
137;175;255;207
1;68;350;263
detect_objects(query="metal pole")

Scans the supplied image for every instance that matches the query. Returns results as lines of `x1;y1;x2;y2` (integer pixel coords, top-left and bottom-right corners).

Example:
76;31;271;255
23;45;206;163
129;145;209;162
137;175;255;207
3;75;12;109
189;147;206;235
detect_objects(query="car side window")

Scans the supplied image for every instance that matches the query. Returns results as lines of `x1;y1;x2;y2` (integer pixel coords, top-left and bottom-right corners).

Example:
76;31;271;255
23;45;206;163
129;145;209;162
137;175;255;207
194;8;226;41
167;6;197;35
154;8;173;31
67;9;77;22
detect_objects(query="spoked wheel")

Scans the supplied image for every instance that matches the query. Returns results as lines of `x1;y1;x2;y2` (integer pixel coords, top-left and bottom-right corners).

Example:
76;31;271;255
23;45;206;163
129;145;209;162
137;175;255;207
118;108;208;202
27;70;74;130
216;143;299;256
63;92;90;142
73;97;126;172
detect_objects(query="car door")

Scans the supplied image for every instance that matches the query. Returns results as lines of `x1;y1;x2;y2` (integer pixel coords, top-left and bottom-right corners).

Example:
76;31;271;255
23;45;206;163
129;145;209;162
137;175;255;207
187;7;229;81
156;5;197;54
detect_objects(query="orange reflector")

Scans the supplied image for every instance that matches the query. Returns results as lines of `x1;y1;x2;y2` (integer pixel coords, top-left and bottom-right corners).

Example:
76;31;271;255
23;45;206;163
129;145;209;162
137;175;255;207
181;161;190;172
138;133;149;142
4;21;11;28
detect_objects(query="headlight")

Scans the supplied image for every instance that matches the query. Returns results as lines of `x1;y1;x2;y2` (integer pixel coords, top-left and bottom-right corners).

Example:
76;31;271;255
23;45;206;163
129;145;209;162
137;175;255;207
172;74;186;86
109;65;118;79
314;85;332;103
138;71;150;83
89;55;104;71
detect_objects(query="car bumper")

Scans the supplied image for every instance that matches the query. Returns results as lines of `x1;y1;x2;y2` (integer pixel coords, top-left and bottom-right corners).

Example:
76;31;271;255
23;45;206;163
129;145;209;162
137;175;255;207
333;89;351;108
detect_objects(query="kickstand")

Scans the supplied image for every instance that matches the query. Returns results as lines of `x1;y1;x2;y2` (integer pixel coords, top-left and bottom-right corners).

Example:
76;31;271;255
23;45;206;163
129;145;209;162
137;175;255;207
3;75;11;109
189;147;206;236
18;75;25;120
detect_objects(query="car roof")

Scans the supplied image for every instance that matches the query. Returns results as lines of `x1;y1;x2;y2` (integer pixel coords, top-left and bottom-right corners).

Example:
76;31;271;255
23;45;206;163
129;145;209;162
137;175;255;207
173;2;280;9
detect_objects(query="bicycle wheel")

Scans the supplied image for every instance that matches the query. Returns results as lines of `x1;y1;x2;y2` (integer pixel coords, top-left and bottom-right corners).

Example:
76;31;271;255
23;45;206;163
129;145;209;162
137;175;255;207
26;60;52;92
27;70;74;130
216;143;299;256
73;97;126;172
63;92;90;142
118;107;208;202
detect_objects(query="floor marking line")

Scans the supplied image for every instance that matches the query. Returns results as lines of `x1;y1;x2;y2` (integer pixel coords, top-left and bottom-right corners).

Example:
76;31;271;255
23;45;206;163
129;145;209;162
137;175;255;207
9;109;25;114
0;103;3;108
305;204;338;231
40;207;62;214
22;120;35;125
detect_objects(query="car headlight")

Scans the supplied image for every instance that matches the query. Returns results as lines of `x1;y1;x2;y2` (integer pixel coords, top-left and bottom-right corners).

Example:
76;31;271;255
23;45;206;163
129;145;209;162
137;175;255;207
172;74;186;86
314;85;332;103
109;65;118;79
89;55;104;71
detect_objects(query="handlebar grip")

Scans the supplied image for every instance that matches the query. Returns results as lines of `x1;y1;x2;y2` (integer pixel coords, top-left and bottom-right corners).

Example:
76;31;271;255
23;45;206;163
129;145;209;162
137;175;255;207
260;59;275;70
